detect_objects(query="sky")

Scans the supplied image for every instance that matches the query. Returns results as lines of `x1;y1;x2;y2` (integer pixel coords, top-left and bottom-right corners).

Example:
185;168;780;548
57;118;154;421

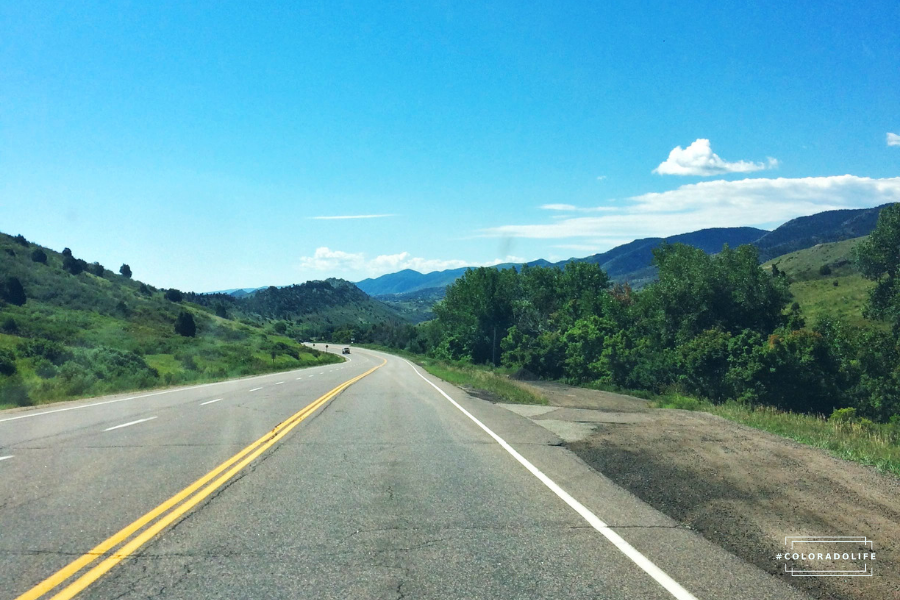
2;1;899;291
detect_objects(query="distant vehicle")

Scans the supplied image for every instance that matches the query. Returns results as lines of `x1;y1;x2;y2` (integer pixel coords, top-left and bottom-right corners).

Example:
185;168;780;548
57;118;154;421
342;347;350;354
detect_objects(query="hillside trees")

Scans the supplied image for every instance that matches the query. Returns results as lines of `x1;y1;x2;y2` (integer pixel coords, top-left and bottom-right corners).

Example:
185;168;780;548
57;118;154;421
31;249;47;264
856;203;900;332
120;264;132;278
174;311;197;337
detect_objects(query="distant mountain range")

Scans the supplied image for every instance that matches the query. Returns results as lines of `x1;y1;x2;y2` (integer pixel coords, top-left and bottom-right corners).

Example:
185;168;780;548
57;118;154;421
355;204;895;296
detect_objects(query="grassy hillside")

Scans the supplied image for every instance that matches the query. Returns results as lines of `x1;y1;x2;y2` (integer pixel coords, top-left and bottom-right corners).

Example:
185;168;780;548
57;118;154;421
374;287;446;323
0;233;340;409
763;236;876;327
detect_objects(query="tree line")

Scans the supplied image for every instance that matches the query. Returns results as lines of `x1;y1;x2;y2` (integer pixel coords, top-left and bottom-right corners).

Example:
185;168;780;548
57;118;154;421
362;205;900;422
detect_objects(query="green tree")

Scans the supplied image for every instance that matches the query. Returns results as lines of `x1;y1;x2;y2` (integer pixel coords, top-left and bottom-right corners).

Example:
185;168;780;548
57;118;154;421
120;263;132;278
31;248;47;264
856;203;900;332
89;262;105;277
13;234;28;247
165;289;183;302
174;311;196;337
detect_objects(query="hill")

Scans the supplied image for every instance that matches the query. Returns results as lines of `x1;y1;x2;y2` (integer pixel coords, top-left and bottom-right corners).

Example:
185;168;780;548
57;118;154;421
373;287;447;323
190;278;407;338
762;236;876;327
0;233;343;408
754;204;889;261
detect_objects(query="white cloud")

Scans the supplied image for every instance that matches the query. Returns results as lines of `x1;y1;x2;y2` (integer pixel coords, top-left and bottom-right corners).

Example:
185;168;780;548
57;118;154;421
597;175;607;181
540;204;578;211
888;132;900;147
297;247;529;279
309;214;396;220
482;175;900;241
654;139;777;176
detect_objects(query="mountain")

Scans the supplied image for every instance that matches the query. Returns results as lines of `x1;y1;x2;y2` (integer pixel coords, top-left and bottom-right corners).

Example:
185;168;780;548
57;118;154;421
571;227;768;280
753;204;889;261
358;227;770;296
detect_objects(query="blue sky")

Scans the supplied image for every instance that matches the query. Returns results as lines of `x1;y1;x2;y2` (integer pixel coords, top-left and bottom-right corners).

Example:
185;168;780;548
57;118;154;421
2;1;899;291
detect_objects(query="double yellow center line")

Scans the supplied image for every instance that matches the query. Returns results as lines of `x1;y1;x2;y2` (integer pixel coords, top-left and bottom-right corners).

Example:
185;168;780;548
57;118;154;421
17;359;385;600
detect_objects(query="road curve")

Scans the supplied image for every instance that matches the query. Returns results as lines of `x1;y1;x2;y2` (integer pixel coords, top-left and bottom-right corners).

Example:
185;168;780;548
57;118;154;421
0;348;810;599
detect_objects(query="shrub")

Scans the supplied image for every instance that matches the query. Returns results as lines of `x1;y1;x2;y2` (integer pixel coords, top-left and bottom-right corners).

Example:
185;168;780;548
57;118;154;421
1;317;18;333
819;264;832;276
0;375;31;406
1;277;26;306
31;248;47;264
62;254;87;275
18;339;72;365
174;311;196;337
165;289;183;303
139;283;151;295
0;348;17;375
89;262;105;277
13;234;28;247
830;407;857;423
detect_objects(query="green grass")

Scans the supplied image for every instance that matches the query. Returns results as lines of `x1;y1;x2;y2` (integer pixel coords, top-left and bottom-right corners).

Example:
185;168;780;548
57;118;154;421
762;236;878;327
359;344;547;405
651;394;900;477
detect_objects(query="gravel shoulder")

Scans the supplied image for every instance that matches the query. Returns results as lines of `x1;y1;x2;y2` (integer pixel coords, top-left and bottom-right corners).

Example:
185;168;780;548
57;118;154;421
511;380;900;600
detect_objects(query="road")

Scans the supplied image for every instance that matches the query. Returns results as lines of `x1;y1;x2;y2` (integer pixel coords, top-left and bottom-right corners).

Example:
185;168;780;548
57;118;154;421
0;347;810;599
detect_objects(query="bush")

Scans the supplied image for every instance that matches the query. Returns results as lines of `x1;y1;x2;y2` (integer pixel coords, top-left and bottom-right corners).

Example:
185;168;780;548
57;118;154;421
830;407;857;423
0;348;17;376
139;283;151;295
174;311;196;337
1;277;26;306
165;289;183;303
13;234;28;247
31;248;47;264
0;375;31;406
89;262;105;277
62;254;87;275
18;339;72;365
1;317;18;333
819;264;832;276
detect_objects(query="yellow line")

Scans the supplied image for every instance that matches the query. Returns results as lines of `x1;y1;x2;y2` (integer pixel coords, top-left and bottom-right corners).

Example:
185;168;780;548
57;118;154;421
17;360;385;600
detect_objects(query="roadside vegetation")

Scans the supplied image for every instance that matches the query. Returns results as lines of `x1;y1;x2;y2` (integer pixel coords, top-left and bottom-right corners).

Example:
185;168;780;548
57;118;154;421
0;234;340;409
360;344;546;405
347;205;900;474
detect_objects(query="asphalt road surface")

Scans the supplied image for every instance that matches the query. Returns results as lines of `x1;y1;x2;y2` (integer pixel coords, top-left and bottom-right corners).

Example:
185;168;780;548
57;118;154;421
0;347;811;599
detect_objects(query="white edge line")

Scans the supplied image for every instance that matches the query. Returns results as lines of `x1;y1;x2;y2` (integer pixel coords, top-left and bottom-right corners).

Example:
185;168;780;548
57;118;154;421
404;359;698;600
103;416;157;432
0;455;13;462
0;367;319;424
200;399;223;406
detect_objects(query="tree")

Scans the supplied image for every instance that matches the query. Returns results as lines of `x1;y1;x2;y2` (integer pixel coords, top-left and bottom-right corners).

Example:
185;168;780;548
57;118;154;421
174;311;196;337
31;248;47;264
89;262;105;277
856;203;900;332
215;304;228;319
1;277;26;306
61;249;86;275
819;264;832;276
120;264;132;278
13;234;28;247
165;289;183;302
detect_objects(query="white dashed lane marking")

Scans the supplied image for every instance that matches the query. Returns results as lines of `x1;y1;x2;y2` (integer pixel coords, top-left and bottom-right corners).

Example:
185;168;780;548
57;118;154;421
104;417;157;432
200;399;223;406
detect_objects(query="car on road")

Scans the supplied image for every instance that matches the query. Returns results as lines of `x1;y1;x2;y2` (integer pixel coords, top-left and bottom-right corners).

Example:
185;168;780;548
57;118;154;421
342;347;350;354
